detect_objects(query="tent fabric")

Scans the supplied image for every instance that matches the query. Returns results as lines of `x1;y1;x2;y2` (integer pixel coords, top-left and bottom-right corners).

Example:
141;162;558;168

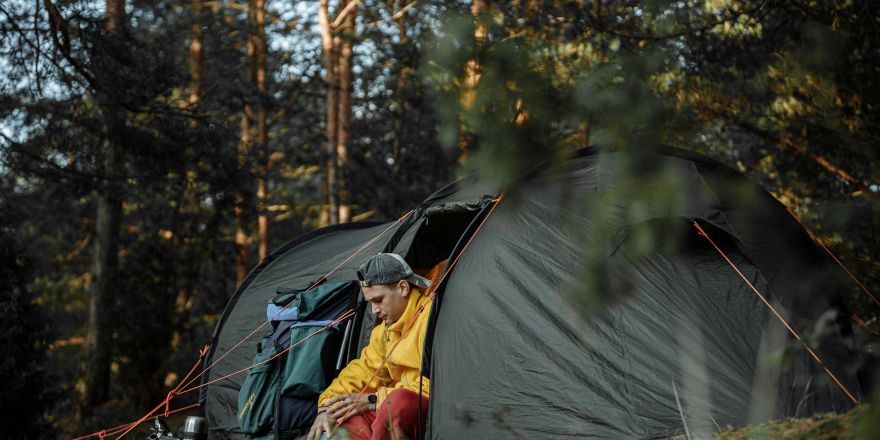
426;151;860;438
202;185;494;439
203;222;397;438
202;147;861;439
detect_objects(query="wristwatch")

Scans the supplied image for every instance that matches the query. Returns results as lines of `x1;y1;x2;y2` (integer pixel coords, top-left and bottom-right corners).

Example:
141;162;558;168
367;393;377;412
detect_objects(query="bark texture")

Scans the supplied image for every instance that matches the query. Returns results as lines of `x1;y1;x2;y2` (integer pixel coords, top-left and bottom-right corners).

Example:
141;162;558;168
459;0;491;164
78;0;125;422
253;0;269;258
319;0;358;225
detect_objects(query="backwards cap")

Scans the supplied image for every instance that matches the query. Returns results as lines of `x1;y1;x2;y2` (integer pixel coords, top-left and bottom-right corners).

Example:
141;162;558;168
356;253;432;289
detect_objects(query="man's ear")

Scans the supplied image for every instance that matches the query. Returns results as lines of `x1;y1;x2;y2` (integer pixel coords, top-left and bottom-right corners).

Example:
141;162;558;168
398;280;409;297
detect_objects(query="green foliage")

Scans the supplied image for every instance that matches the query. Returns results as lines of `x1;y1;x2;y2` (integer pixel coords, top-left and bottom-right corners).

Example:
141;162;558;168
347;1;458;220
420;0;879;317
1;0;878;435
423;5;879;431
716;403;878;440
1;0;458;433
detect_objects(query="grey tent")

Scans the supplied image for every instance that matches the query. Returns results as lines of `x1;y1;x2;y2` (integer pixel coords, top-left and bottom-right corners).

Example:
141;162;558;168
201;147;862;439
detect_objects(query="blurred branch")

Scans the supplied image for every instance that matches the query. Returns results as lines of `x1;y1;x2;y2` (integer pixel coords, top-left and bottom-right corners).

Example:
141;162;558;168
0;2;94;92
199;1;300;28
49;336;85;349
779;136;879;200
737;121;880;201
32;0;44;95
0;132;122;182
592;0;769;42
391;1;416;20
201;1;247;13
268;67;322;127
364;1;417;30
60;231;93;264
331;0;361;29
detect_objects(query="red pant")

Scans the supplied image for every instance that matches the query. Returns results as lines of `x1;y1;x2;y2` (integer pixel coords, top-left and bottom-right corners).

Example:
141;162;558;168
340;389;429;440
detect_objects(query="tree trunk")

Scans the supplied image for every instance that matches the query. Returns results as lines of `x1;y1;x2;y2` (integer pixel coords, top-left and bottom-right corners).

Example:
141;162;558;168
459;0;491;164
105;0;125;34
235;1;270;284
77;0;125;422
319;0;339;225
236;104;253;286
169;0;206;348
185;0;203;213
253;0;269;258
336;0;356;223
188;0;203;110
391;0;411;171
79;182;121;417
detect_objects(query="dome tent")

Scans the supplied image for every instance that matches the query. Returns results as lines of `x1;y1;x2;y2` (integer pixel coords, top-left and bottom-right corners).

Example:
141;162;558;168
201;147;862;439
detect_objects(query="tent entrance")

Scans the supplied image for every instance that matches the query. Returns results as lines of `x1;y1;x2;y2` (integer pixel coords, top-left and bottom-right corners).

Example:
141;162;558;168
348;200;489;357
403;194;499;281
404;208;481;274
401;198;501;379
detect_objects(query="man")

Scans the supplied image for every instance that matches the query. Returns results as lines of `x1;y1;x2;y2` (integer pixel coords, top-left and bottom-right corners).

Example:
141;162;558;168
306;253;434;440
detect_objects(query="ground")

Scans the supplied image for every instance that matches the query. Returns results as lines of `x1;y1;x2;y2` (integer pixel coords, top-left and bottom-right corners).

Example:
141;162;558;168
715;403;878;440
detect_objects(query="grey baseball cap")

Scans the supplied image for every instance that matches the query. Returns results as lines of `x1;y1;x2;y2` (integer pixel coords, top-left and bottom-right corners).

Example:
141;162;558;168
356;253;432;289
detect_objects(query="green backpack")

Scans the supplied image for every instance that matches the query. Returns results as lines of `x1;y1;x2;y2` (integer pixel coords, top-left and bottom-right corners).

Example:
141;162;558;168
237;280;361;439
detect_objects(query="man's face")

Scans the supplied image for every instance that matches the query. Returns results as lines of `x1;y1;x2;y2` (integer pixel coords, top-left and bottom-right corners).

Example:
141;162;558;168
362;280;410;324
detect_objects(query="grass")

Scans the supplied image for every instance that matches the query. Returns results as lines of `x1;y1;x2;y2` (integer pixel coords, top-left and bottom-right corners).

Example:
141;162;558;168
715;404;879;440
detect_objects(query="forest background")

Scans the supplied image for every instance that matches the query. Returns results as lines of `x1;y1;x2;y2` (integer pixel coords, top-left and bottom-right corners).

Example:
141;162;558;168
1;0;878;438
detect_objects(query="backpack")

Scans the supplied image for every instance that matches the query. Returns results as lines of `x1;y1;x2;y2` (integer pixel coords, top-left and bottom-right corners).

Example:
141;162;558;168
237;280;361;440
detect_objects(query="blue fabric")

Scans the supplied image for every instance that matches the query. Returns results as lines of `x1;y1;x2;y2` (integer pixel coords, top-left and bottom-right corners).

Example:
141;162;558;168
267;304;299;321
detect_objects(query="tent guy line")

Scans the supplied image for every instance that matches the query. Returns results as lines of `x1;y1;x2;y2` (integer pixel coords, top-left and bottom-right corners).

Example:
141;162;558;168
178;309;357;395
851;314;880;337
183;208;415;394
784;206;880;335
164;345;211;417
329;191;506;439
303;209;418;292
785;207;880;309
78;148;867;439
72;403;200;440
74;210;413;440
205;148;865;438
111;310;356;440
694;220;859;405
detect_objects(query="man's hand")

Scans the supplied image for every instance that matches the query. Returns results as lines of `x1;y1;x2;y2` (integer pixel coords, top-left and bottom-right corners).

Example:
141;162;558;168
324;393;372;424
306;393;372;439
306;410;336;440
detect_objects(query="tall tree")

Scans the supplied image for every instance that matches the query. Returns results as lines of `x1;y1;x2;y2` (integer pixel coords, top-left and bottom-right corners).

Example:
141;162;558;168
336;0;356;223
77;0;126;422
346;0;457;219
457;0;491;164
318;0;340;225
2;0;267;430
390;0;410;166
234;0;269;283
250;0;270;259
186;0;204;206
318;0;358;225
165;0;206;365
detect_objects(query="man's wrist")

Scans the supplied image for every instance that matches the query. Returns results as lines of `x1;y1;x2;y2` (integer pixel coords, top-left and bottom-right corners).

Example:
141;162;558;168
367;393;377;412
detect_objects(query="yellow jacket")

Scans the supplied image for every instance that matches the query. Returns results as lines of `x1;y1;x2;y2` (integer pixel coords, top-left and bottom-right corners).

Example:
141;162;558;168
318;288;432;408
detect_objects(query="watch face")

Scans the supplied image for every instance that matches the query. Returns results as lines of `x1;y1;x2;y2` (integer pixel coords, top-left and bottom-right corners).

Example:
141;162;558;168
368;394;377;404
